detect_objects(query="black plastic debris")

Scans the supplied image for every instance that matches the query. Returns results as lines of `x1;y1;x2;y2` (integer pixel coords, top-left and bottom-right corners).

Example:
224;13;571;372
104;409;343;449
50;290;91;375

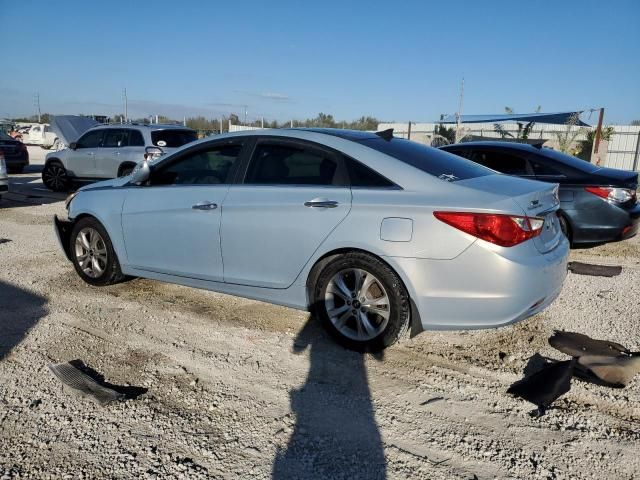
0;239;11;245
49;360;132;406
567;261;622;277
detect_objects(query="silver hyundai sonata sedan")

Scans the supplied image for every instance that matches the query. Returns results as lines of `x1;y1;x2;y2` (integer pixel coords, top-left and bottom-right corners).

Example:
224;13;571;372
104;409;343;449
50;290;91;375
54;128;569;351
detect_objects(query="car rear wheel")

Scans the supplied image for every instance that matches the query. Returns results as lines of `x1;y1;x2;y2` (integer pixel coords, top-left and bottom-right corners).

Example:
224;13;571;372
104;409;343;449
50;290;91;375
558;214;572;243
118;164;135;177
313;252;410;352
70;217;125;286
42;161;70;192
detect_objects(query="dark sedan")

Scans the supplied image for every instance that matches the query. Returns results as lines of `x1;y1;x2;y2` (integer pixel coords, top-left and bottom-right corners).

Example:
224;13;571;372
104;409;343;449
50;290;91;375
440;141;639;245
0;132;29;173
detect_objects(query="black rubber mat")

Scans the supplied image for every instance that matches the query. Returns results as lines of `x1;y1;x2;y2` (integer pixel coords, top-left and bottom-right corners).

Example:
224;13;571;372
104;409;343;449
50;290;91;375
568;262;622;277
49;361;125;406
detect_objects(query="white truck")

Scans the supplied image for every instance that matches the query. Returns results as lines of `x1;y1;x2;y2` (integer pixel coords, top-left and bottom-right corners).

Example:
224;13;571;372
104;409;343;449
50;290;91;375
25;124;61;149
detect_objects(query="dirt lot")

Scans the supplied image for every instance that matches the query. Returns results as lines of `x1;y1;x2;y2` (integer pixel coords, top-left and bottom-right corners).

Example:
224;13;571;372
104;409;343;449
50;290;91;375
1;153;639;479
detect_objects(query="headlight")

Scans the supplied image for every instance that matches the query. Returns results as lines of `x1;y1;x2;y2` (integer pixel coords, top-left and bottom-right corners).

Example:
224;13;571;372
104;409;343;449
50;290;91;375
0;157;6;175
64;192;78;210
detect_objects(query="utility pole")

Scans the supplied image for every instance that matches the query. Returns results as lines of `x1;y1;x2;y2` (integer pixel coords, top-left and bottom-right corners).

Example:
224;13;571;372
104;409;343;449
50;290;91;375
243;105;248;126
455;77;464;142
34;93;41;123
122;88;128;122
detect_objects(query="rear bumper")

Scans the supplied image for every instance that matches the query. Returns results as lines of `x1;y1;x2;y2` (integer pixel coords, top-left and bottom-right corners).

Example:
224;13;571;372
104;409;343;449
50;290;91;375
53;215;74;261
387;237;569;331
567;201;640;244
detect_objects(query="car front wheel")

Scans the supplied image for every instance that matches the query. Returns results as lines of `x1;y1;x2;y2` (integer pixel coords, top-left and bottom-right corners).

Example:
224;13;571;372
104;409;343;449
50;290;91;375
42;161;69;192
313;252;410;352
70;217;125;286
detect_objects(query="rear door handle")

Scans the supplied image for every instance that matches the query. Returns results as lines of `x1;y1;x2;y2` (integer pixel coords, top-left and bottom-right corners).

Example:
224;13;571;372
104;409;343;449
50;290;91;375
192;201;218;211
304;198;339;208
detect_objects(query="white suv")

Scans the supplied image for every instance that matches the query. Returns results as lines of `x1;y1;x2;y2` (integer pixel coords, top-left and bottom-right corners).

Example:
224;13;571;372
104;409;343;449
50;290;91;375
42;124;197;191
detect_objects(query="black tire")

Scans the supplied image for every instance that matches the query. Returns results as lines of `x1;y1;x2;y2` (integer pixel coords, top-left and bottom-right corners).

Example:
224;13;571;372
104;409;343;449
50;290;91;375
311;252;410;352
42;161;70;192
558;214;572;244
118;164;135;177
69;217;125;286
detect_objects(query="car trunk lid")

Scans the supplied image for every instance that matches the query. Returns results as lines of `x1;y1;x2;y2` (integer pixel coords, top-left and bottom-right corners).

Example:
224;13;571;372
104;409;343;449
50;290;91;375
457;174;563;253
592;167;638;189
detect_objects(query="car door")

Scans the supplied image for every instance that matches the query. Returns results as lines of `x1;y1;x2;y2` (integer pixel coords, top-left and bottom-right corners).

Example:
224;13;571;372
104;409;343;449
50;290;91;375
118;128;146;170
66;129;104;178
97;129;127;178
221;138;352;288
120;139;246;282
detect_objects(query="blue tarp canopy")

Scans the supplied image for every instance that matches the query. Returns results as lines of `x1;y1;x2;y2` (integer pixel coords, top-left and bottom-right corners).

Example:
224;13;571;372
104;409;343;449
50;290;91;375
438;111;590;127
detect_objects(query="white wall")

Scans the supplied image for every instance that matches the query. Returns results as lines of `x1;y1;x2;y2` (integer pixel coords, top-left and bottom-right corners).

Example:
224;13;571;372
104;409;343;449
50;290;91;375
378;122;640;171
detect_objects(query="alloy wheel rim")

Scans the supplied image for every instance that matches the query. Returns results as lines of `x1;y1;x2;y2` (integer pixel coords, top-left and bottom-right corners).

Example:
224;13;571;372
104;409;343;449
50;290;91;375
44;165;65;190
324;268;390;341
74;227;108;278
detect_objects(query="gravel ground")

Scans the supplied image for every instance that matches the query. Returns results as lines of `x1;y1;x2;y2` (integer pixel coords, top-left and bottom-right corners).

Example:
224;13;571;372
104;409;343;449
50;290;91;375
1;167;639;479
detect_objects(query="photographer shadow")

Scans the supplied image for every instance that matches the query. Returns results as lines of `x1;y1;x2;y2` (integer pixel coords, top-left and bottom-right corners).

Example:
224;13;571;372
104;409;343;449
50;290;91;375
273;316;387;479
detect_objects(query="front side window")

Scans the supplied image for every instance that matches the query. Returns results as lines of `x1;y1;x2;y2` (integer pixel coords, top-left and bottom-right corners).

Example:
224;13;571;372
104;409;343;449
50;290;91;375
151;143;242;186
151;129;197;148
76;130;104;148
102;129;128;148
245;143;340;185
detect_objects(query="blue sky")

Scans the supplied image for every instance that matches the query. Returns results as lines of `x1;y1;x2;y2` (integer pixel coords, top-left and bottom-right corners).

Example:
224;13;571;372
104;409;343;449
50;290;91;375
1;0;639;123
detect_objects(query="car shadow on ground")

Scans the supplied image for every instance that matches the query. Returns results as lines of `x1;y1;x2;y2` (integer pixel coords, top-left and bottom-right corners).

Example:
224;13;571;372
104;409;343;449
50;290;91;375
272;316;387;480
0;280;48;360
1;175;68;209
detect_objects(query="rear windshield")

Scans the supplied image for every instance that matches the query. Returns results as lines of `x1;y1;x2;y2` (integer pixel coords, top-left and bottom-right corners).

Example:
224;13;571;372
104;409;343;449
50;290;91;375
356;137;493;181
539;147;600;173
0;132;13;141
151;129;197;148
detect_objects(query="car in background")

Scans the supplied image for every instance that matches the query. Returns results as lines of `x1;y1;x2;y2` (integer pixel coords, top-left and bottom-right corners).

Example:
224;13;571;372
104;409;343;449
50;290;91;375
42;123;197;191
0;131;29;173
25;123;59;149
0;153;8;200
54;129;569;351
441;141;640;245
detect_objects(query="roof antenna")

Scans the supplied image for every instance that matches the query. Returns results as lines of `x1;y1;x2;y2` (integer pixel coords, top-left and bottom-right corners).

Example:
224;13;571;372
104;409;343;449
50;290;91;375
375;128;394;141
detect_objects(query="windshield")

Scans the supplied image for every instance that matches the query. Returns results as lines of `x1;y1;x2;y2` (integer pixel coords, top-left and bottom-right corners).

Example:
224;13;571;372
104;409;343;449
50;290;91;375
151;129;197;148
356;137;493;181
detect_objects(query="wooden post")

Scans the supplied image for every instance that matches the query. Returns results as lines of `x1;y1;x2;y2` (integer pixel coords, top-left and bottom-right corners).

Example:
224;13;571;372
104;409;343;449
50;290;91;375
633;130;640;172
593;108;604;154
407;121;412;140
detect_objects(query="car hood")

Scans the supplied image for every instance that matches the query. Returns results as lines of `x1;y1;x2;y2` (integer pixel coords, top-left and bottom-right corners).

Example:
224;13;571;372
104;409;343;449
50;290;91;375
77;176;131;192
50;115;101;145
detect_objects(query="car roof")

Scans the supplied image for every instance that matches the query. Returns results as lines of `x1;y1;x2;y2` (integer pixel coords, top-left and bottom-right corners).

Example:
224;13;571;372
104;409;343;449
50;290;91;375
441;141;542;152
90;123;195;131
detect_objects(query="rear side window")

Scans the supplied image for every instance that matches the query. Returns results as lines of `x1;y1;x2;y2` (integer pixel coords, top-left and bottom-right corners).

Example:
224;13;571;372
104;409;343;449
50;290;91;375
151;129;197;148
469;150;530;175
102;129;128;148
128;130;145;147
530;158;564;176
245;143;341;186
346;157;395;187
356;137;492;181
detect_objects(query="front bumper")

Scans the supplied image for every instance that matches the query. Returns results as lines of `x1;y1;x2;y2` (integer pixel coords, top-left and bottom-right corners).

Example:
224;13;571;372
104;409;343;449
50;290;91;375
53;215;74;261
387;237;569;331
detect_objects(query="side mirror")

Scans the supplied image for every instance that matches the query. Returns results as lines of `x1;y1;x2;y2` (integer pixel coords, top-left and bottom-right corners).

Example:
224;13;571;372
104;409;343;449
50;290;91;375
144;145;164;162
130;160;151;185
69;142;78;150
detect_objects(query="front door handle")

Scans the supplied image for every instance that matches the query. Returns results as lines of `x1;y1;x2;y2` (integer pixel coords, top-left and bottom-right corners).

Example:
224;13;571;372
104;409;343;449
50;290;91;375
192;201;218;211
304;198;339;208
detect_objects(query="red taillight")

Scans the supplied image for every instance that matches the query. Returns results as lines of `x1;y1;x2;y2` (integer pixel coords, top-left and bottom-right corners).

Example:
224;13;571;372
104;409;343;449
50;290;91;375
584;186;611;199
433;211;544;247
